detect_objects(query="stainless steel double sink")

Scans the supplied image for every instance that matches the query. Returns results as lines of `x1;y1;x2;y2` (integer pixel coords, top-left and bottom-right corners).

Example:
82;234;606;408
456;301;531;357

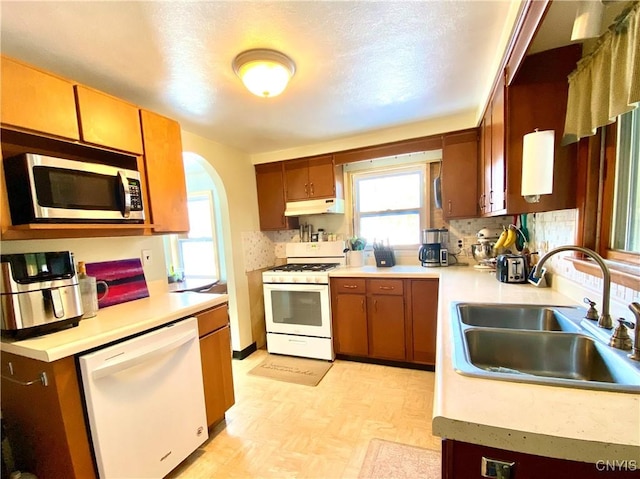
451;303;640;393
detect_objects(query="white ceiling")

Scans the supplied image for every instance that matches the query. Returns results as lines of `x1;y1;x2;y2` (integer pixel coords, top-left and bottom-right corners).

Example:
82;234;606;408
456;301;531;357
1;1;537;156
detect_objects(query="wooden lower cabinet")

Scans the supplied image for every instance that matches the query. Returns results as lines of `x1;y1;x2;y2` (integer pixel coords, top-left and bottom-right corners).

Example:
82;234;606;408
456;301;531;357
196;304;235;428
442;439;638;479
409;279;439;364
0;353;96;479
333;292;368;356
331;277;438;365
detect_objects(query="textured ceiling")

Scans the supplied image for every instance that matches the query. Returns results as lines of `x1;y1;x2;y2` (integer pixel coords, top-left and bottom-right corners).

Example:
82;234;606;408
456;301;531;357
0;1;521;155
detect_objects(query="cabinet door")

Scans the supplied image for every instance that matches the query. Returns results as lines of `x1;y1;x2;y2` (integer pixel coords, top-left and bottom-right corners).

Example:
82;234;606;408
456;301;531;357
368;294;405;361
410;279;439;365
140;110;189;233
0;353;95;479
200;324;235;428
490;74;506;213
307;155;336;198
333;293;368;356
75;85;143;154
255;162;298;230
1;56;79;140
442;129;479;219
284;159;310;201
443;439;637;479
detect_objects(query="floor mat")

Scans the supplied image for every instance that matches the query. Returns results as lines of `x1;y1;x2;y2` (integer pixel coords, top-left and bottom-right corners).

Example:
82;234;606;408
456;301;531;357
358;438;441;479
248;354;332;386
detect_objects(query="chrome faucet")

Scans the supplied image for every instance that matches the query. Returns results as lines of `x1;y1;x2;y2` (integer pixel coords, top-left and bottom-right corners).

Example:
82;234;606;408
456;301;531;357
533;245;613;329
628;303;640;361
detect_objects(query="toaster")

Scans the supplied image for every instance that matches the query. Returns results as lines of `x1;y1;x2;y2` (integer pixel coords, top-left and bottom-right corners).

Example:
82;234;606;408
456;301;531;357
496;254;528;284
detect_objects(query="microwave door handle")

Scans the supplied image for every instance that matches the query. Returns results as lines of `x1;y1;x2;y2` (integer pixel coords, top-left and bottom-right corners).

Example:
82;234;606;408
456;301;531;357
118;171;131;218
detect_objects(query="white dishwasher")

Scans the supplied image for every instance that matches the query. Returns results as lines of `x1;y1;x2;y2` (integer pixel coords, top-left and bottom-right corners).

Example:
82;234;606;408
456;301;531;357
79;316;208;479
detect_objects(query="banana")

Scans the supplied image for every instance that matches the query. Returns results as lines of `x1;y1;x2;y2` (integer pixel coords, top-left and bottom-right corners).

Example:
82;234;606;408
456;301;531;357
503;225;517;249
493;227;508;250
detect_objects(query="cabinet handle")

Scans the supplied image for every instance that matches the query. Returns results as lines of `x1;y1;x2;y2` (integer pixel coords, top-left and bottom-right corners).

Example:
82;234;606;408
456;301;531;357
304;183;308;195
489;190;494;205
448;200;452;214
2;363;48;387
343;284;358;289
310;182;314;196
374;299;378;312
378;286;394;290
361;299;365;312
479;194;485;211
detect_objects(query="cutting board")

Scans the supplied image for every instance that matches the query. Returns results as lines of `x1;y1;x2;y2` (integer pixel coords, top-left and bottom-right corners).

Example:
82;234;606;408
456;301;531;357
85;258;149;308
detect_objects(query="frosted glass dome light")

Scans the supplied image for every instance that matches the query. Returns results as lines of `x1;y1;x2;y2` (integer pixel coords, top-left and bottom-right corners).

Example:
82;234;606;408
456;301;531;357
232;49;296;98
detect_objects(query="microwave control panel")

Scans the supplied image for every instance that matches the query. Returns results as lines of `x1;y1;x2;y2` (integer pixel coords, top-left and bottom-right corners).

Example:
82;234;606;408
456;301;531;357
128;179;143;211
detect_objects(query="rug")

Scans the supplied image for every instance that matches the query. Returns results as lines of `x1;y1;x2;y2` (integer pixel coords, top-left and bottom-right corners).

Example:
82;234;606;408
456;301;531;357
248;354;332;386
358;439;441;479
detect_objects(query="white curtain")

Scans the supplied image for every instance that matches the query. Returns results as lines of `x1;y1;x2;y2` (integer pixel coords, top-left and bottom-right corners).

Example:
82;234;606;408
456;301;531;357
563;1;640;145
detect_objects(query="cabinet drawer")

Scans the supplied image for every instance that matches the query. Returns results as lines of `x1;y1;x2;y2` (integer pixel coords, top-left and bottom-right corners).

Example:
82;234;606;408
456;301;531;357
332;278;366;293
196;304;228;337
367;279;403;295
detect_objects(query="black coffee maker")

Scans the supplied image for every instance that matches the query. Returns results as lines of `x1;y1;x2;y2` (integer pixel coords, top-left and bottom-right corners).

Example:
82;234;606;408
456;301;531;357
418;228;449;267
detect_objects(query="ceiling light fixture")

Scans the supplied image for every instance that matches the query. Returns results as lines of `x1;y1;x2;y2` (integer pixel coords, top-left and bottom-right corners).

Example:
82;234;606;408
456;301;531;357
232;49;296;98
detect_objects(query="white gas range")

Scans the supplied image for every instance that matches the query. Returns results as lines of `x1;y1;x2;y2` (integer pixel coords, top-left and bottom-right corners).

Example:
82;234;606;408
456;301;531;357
262;241;346;361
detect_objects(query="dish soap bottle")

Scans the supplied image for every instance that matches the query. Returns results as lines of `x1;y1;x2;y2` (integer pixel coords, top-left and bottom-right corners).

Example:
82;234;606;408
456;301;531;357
77;261;98;318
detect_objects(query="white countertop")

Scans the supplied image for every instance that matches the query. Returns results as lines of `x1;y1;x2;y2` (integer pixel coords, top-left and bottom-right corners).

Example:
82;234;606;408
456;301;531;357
331;265;640;463
1;292;228;362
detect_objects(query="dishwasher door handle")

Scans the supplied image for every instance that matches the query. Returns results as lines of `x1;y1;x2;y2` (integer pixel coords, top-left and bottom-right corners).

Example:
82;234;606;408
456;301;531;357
91;329;198;380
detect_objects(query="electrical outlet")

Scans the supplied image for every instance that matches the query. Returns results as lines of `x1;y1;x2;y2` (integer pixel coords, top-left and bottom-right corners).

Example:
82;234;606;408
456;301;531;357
142;249;153;266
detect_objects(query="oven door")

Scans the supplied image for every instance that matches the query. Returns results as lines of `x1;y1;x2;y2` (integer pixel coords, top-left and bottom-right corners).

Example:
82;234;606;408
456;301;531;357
263;282;331;338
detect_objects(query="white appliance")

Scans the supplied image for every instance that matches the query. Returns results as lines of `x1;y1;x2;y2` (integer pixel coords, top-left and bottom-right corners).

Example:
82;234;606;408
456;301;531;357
79;317;207;478
262;241;345;361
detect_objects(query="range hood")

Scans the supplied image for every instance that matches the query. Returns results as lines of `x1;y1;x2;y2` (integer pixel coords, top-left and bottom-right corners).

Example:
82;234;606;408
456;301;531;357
284;198;345;216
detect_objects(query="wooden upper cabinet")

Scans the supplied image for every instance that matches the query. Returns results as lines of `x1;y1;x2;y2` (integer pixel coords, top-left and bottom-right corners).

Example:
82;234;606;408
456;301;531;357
441;129;479;220
505;45;581;214
75;85;143;154
255;162;299;231
0;56;79;140
284;154;337;201
490;73;506;214
140;110;189;233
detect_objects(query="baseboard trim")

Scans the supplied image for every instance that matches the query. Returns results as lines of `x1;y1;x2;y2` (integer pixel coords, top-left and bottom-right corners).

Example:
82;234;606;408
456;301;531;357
233;342;257;360
335;354;435;371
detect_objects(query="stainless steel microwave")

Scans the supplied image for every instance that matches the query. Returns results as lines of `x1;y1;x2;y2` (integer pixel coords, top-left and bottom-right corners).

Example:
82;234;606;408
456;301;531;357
4;153;145;224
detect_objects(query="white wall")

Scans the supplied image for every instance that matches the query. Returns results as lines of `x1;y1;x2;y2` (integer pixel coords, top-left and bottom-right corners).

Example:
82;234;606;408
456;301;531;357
180;129;260;353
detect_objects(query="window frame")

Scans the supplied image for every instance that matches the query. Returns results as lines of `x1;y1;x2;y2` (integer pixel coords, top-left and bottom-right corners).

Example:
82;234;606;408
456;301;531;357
574;111;640;288
348;162;429;249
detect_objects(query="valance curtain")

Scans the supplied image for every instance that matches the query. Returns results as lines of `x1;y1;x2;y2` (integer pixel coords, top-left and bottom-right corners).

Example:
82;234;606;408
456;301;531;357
563;1;640;145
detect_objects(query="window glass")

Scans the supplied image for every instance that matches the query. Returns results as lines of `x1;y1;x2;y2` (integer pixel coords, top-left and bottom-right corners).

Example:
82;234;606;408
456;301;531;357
352;165;426;246
611;108;640;253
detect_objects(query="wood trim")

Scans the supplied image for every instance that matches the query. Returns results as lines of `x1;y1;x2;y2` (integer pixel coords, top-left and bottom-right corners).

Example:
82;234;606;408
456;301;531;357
599;122;618;256
504;1;551;85
575;133;602;250
333;135;443;165
567;257;639;290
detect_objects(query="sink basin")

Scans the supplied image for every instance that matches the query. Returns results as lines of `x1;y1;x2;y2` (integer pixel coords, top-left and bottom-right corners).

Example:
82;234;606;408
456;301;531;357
457;303;581;332
451;302;640;393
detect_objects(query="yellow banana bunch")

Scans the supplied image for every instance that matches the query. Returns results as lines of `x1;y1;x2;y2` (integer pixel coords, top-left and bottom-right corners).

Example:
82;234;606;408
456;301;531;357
503;225;517;249
493;227;508;250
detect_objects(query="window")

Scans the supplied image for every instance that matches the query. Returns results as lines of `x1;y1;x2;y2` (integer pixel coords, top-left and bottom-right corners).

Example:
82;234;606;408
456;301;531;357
350;163;427;247
610;108;640;253
165;191;220;280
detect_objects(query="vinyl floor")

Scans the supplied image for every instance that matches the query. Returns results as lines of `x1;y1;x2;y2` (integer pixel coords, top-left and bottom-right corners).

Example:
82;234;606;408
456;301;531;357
167;349;441;478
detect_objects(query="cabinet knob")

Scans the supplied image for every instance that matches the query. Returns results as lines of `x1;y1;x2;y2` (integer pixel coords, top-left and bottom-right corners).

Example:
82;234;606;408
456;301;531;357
310;182;314;196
